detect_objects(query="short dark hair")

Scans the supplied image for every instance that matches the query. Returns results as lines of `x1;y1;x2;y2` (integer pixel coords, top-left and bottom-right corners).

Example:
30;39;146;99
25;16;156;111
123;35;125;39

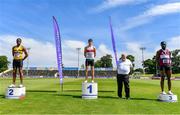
161;41;166;45
17;38;22;42
88;39;93;42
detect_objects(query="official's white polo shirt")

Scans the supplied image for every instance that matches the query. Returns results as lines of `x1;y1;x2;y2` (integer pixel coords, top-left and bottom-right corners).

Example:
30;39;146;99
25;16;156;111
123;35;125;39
117;59;133;75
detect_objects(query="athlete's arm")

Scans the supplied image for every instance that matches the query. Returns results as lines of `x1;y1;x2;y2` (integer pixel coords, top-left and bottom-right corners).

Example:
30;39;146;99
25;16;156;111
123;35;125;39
12;47;14;57
23;47;28;61
169;51;172;59
94;47;96;57
84;47;87;57
156;50;160;67
169;51;172;65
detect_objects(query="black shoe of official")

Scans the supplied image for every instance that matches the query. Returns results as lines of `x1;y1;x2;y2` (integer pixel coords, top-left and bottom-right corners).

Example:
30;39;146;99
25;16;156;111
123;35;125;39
126;97;130;100
118;95;122;98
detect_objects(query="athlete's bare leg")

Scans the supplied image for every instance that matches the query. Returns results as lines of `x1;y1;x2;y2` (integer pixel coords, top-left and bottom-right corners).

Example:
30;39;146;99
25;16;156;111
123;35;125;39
91;66;94;81
166;70;172;91
19;67;23;84
85;66;88;81
160;71;165;92
13;68;17;84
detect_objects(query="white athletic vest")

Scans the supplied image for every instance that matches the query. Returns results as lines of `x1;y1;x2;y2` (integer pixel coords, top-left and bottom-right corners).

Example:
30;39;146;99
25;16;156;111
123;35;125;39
85;46;95;59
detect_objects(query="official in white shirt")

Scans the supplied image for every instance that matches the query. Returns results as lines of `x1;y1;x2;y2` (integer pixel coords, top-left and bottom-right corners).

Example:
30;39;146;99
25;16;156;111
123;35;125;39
117;54;133;99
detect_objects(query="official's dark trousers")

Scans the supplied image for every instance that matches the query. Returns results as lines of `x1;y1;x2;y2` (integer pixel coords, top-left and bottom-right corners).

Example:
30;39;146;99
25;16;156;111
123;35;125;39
117;74;130;98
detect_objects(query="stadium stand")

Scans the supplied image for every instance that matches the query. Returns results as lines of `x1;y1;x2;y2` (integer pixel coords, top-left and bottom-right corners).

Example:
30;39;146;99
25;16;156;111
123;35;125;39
0;67;117;78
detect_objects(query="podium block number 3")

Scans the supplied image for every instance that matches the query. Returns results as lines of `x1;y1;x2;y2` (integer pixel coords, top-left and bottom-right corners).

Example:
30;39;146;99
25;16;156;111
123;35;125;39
9;89;14;95
169;96;172;100
87;85;92;93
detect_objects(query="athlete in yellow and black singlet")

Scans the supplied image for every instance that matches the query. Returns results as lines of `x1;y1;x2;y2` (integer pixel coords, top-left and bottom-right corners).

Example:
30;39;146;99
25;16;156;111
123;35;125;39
13;44;25;68
9;38;28;88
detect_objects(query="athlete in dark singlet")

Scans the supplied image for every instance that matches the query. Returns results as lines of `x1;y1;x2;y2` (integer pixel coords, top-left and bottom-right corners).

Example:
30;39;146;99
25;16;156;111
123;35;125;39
156;41;173;95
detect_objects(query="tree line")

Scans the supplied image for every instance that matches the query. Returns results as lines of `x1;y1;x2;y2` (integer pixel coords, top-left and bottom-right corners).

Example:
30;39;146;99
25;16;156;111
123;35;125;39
143;49;180;74
0;56;9;73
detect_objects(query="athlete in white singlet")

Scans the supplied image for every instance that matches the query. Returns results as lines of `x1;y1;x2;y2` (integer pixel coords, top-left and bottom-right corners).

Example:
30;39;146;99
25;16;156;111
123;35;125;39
84;39;96;83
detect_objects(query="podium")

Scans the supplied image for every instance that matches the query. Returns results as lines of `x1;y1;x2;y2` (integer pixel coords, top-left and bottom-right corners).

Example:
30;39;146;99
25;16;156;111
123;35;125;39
158;94;178;102
82;82;98;99
5;87;26;99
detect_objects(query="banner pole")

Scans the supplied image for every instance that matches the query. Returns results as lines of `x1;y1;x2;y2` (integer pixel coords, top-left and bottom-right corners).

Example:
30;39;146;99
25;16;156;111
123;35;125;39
109;16;118;67
53;16;63;93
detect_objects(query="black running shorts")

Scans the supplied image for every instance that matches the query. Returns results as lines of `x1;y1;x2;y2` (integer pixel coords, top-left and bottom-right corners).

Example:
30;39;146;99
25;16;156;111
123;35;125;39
85;59;94;66
13;59;23;68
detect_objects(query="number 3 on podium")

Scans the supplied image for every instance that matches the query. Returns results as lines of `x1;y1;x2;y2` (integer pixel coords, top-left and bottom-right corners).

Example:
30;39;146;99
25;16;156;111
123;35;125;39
169;96;172;100
9;89;14;95
87;85;92;93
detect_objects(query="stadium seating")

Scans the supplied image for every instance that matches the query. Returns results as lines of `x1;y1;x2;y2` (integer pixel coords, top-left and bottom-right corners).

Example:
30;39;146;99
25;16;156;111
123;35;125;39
1;69;117;78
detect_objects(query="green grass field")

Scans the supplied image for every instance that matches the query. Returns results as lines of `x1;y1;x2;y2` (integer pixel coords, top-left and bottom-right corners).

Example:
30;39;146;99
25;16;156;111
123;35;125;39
0;78;180;114
139;74;180;77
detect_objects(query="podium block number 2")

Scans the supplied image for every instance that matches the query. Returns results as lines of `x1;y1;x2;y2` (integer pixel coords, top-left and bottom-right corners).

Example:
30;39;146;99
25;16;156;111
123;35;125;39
9;89;14;95
87;85;92;93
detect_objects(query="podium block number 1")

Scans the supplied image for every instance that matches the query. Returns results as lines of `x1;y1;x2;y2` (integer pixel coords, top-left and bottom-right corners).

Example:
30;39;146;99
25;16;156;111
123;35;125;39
9;89;14;95
87;85;92;93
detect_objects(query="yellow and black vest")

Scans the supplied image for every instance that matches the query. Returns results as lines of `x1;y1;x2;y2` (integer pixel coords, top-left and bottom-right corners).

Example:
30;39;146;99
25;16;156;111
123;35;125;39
13;45;24;60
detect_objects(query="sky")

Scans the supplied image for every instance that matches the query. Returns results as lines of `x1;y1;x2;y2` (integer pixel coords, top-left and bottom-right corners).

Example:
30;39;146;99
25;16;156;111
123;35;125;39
0;0;180;68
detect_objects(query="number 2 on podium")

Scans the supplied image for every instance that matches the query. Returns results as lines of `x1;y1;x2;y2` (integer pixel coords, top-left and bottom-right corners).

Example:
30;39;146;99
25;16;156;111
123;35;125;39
87;85;92;93
9;89;14;95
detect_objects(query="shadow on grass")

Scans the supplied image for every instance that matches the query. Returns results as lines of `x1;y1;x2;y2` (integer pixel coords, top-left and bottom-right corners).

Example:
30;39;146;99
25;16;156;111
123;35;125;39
63;84;81;86
63;90;115;93
26;90;57;93
55;94;81;98
98;95;118;99
63;90;81;92
99;90;115;93
130;97;157;101
57;93;157;101
0;94;5;98
55;93;118;99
